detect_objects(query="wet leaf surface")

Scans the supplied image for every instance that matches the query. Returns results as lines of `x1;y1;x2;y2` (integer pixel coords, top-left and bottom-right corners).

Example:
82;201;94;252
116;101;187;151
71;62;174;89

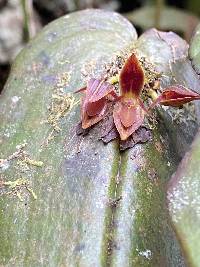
0;9;139;267
168;129;200;267
0;9;193;267
136;28;188;74
189;23;200;75
136;28;200;157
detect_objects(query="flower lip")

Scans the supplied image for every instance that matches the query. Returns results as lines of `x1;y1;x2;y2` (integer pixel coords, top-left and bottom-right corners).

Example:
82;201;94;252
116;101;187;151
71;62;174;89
119;101;143;128
113;101;145;140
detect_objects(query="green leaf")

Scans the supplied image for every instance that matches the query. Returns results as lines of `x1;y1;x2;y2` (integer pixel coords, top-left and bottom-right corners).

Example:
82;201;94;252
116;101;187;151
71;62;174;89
0;9;137;266
189;23;200;74
125;6;199;37
168;130;200;267
0;9;193;267
136;28;200;157
102;127;185;267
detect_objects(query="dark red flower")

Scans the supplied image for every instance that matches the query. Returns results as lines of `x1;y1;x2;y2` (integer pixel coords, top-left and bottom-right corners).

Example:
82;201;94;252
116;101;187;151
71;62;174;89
76;53;200;141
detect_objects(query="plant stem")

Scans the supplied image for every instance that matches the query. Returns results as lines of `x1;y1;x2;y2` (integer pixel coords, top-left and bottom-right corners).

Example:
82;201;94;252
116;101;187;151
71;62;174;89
21;0;37;42
155;0;165;29
21;0;30;42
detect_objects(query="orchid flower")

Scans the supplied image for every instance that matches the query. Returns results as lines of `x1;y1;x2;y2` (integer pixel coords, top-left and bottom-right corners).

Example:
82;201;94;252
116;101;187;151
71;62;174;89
77;53;200;141
113;54;200;140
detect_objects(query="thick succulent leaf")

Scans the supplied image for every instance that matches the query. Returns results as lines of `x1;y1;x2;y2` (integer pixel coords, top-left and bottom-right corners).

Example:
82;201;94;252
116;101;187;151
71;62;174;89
189;23;200;75
136;29;200;157
0;9;137;267
0;9;185;267
135;28;188;75
108;126;185;267
168;130;200;267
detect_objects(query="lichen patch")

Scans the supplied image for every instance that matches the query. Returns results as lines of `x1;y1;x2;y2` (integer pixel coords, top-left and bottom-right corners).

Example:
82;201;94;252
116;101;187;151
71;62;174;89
44;71;79;145
0;143;44;173
0;177;37;201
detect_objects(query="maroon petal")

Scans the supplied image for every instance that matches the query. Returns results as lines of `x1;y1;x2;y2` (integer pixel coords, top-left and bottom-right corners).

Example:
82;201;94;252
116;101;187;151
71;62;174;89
119;54;144;97
86;98;107;116
86;78;102;99
81;97;108;129
83;78;115;103
79;78;115;129
160;85;200;107
89;80;116;102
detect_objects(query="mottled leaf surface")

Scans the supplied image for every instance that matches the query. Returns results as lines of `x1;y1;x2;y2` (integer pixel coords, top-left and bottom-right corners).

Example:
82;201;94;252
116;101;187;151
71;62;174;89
0;9;137;267
0;9;189;267
136;28;200;157
189;23;200;75
168;130;200;267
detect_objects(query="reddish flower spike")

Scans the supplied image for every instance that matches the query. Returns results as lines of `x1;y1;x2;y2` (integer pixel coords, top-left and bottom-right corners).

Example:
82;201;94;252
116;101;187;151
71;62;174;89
159;85;200;107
